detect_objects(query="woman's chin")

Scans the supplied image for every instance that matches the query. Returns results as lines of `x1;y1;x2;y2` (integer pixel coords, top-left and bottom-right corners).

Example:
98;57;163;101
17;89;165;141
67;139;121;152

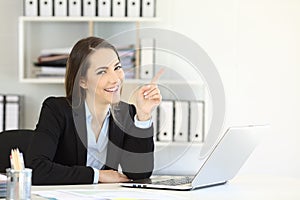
107;96;121;105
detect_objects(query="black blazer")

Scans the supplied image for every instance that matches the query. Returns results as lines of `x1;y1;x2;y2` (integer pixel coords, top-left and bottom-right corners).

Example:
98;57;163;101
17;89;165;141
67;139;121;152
26;97;154;185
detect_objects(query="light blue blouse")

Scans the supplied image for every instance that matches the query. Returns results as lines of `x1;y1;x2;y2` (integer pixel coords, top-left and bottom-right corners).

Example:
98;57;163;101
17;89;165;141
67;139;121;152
84;102;152;183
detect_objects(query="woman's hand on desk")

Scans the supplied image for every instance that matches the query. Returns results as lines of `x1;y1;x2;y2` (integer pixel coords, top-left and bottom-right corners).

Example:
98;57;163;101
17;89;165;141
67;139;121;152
98;170;129;183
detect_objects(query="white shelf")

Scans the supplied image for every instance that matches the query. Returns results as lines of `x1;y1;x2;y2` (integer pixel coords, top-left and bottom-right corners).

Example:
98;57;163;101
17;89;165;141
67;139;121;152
19;77;65;84
155;142;203;147
19;16;159;22
18;78;204;86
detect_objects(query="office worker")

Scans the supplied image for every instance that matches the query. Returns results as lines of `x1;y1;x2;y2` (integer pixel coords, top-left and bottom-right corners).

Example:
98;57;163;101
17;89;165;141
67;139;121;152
26;36;162;185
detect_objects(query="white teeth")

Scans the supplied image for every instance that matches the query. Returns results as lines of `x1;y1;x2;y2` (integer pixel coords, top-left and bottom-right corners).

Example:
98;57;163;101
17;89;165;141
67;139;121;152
105;86;119;92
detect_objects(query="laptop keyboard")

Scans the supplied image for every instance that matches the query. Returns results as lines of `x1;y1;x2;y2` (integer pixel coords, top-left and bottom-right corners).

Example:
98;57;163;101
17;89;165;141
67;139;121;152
152;176;193;186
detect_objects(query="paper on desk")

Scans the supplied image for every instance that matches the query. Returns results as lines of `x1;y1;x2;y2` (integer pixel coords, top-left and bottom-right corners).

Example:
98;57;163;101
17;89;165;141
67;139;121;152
33;189;180;200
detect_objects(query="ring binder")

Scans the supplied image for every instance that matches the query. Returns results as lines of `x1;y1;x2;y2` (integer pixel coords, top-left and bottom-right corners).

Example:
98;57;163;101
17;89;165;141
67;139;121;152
68;0;82;16
24;0;38;16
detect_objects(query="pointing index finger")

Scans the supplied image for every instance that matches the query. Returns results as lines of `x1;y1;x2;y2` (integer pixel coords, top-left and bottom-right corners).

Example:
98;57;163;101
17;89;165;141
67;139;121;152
151;68;165;84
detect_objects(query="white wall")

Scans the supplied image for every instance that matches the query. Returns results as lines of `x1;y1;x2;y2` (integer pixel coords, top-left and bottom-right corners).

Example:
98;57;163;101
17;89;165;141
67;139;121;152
0;0;300;178
157;0;300;178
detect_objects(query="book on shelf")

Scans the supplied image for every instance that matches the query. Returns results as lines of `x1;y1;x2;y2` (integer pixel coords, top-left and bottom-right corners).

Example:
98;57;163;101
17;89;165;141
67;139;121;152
34;51;68;78
34;58;67;67
38;54;69;62
117;46;136;79
35;66;66;78
40;47;72;56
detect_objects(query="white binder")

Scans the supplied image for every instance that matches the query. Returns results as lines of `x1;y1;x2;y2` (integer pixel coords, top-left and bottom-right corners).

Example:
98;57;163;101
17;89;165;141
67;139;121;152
5;95;20;131
140;38;154;79
24;0;38;16
112;0;125;17
68;0;82;16
98;0;111;17
83;0;96;17
39;0;53;16
141;0;155;17
158;100;174;142
174;101;189;142
152;108;158;142
0;95;4;132
127;0;140;17
189;101;204;142
54;0;67;16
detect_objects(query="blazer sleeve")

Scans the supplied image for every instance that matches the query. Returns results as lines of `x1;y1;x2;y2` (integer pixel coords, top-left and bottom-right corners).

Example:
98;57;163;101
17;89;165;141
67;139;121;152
120;104;154;180
26;97;94;185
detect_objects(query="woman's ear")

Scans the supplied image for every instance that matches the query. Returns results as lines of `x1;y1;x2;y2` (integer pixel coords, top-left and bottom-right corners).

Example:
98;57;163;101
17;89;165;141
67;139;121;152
79;77;87;89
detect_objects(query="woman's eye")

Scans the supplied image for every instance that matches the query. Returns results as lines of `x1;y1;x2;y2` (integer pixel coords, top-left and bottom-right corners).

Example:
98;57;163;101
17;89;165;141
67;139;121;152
96;70;106;75
115;65;122;70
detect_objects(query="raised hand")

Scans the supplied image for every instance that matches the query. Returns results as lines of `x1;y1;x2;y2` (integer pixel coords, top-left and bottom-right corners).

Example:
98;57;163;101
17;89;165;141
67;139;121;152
135;69;164;121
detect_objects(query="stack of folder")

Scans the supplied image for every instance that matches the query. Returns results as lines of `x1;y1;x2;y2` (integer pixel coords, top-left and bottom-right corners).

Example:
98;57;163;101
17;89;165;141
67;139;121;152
34;48;70;78
156;100;205;143
0;174;7;198
117;46;136;79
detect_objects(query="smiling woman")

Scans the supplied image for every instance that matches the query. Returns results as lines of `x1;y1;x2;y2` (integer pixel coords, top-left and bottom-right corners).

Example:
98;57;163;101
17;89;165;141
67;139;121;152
26;37;162;185
80;48;124;106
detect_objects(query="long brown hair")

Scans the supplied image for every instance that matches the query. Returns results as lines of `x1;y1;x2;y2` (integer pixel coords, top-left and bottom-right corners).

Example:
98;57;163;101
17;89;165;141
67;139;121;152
65;36;119;106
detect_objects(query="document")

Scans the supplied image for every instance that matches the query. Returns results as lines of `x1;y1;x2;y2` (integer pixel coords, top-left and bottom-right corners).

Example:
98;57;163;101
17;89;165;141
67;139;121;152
189;101;204;142
24;0;38;16
127;0;140;17
83;0;96;17
54;0;67;16
140;38;155;79
158;100;173;142
98;0;111;17
174;101;189;142
33;189;180;200
112;0;126;17
39;0;53;16
141;0;155;17
68;0;82;16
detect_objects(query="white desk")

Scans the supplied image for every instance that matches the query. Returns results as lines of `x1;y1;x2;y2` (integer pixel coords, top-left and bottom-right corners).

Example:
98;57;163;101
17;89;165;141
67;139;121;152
28;174;300;200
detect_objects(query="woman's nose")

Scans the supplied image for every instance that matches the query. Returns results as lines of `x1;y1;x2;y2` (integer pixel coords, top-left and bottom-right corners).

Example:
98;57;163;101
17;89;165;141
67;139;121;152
109;70;120;83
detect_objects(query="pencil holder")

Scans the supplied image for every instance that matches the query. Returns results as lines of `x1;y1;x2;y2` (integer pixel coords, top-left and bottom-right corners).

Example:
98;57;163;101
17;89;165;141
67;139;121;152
6;168;32;200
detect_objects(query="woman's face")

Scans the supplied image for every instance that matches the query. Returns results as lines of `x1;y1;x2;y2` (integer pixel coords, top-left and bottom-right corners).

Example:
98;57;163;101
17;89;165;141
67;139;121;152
80;48;124;105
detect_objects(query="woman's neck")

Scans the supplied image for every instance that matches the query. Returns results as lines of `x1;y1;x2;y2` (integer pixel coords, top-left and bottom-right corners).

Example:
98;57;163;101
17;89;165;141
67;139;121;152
85;96;110;141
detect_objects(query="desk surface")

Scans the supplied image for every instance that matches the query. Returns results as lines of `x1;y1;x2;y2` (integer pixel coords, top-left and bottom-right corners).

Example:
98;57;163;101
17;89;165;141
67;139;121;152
27;174;300;200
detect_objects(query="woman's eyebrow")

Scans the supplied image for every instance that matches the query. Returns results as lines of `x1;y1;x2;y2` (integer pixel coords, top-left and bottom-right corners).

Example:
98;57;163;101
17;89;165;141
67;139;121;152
114;61;121;66
95;66;108;72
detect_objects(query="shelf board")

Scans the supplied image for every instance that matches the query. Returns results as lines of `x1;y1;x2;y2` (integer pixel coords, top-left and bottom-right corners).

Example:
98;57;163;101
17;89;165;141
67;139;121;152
20;78;64;84
125;79;204;86
19;16;159;22
19;78;203;85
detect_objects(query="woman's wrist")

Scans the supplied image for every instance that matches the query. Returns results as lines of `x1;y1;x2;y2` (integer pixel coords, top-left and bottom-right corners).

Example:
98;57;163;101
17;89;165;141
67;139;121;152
136;112;151;121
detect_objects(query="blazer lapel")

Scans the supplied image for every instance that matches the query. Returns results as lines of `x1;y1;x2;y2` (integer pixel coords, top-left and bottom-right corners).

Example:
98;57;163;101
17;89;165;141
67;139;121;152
105;106;125;170
72;102;88;165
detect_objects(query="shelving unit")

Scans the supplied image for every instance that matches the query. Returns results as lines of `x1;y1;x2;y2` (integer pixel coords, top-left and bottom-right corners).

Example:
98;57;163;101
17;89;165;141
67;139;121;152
18;16;206;145
18;16;159;83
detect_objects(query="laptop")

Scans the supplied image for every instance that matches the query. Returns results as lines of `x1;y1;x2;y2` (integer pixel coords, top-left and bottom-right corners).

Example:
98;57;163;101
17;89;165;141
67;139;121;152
120;125;267;190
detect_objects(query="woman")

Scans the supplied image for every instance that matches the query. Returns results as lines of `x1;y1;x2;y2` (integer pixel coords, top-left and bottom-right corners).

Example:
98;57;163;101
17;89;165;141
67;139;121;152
26;37;162;185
